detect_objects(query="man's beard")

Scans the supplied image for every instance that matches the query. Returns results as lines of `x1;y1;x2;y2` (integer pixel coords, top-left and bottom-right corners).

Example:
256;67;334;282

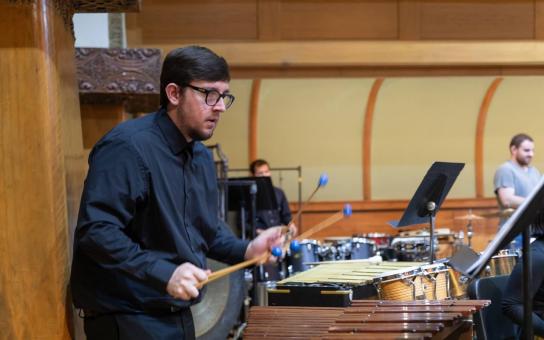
517;155;532;166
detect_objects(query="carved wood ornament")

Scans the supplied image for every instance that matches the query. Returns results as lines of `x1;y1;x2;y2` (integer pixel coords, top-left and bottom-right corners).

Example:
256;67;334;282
76;48;161;113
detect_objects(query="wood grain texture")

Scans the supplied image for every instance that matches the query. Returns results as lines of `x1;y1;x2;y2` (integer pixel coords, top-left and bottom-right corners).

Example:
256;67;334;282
279;0;398;40
248;79;261;161
0;1;83;338
475;78;503;198
142;41;544;69
362;78;384;200
81;103;125;149
419;0;534;40
137;0;258;43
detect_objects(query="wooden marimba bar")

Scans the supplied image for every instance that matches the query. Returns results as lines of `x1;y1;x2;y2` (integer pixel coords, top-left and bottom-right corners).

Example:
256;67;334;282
243;300;490;340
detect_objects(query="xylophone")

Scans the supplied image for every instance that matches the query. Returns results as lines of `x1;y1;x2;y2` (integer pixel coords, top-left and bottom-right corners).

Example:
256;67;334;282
243;299;490;340
269;260;450;306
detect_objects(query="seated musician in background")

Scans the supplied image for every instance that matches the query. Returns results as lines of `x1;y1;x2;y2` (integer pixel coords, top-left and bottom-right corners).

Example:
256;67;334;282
502;221;544;338
70;46;285;340
250;159;293;234
494;133;541;247
250;159;294;281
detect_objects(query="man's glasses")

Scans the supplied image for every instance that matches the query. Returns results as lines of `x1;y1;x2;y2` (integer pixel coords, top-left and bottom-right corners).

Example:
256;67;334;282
186;84;235;109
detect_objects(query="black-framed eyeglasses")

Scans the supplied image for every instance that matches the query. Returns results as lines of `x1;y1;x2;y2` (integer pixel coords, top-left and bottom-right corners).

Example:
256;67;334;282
186;84;235;109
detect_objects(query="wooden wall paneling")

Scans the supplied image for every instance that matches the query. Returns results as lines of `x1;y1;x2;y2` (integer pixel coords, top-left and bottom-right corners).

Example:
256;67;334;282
279;0;398;40
0;1;81;339
536;0;544;39
248;79;261;161
419;0;535;40
143;41;544;71
138;0;258;43
398;0;421;40
80;103;126;149
475;77;503;198
258;0;282;40
125;12;143;46
362;78;384;200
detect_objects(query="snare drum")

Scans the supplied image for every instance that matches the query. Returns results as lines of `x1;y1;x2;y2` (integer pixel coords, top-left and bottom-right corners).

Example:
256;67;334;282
419;263;450;300
349;237;376;260
481;249;519;277
373;266;425;300
289;239;320;274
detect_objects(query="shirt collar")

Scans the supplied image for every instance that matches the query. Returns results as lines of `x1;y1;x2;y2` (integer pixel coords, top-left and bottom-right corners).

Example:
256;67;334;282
157;108;193;155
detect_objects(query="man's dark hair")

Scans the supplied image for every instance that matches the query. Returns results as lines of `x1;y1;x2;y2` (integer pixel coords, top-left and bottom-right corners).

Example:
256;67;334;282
250;159;269;175
159;46;230;108
510;133;534;149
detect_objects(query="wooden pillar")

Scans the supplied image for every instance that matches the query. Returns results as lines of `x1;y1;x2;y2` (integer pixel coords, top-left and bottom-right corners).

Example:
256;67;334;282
0;1;84;338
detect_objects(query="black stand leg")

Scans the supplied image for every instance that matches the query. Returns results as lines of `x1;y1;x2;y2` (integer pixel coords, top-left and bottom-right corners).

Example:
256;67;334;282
522;227;533;340
429;215;435;264
250;184;259;306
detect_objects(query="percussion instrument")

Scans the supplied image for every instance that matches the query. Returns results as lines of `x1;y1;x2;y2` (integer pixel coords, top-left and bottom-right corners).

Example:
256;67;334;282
289;239;320;273
480;248;519;278
419;262;450;300
270;261;427;306
190;259;244;339
391;236;438;261
244;300;490;339
349;237;376;260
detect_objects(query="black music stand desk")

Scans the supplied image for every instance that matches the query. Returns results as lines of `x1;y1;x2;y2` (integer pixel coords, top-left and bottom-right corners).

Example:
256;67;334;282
390;161;465;263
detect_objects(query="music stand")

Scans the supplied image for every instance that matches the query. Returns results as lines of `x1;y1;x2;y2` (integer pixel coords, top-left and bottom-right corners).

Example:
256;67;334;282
390;162;465;263
228;176;279;306
228;176;278;238
450;177;544;340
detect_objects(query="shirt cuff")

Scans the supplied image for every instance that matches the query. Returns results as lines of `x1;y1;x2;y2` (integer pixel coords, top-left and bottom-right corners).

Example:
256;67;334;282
147;259;178;292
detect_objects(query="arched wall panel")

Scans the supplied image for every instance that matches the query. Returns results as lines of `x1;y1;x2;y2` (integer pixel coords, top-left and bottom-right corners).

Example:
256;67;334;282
371;77;494;199
258;79;374;201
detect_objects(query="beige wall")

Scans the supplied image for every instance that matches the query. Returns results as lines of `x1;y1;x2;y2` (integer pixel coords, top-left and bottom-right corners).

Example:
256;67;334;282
207;76;544;202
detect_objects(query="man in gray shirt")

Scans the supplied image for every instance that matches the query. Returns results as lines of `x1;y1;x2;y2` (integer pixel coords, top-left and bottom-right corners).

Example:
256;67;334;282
494;133;541;246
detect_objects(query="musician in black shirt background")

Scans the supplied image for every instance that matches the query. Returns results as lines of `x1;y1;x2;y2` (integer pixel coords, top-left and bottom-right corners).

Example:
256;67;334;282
250;159;293;233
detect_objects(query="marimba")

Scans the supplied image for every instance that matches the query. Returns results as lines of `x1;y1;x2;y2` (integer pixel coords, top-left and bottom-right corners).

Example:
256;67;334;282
244;299;490;339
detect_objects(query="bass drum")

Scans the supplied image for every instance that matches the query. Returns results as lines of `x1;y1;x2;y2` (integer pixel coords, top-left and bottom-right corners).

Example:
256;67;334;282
191;259;245;340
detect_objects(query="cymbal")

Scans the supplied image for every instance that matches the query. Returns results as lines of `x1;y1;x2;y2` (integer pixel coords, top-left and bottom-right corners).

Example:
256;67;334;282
481;208;515;218
454;213;484;221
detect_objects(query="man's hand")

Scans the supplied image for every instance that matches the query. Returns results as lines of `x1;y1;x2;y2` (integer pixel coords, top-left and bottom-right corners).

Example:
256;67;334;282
245;226;284;263
166;263;211;300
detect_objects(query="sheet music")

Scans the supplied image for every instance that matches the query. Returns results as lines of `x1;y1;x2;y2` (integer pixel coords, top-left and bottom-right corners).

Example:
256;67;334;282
464;176;544;276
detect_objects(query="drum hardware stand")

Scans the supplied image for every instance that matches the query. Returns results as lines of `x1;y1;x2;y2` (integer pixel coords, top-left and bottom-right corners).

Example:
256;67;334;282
427;201;437;264
466;209;474;248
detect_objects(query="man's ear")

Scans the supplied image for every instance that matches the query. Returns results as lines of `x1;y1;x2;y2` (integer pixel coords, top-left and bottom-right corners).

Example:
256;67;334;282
165;83;181;106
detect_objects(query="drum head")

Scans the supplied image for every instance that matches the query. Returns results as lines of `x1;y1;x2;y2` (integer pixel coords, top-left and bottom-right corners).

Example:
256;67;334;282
191;259;244;340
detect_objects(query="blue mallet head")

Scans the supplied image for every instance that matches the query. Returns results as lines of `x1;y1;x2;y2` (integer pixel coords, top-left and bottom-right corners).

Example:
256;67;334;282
271;247;282;257
343;203;352;217
318;173;329;187
290;239;301;253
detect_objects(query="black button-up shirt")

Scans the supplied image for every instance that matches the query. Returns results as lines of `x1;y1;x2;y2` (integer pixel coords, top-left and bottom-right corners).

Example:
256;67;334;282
70;108;249;313
255;187;292;229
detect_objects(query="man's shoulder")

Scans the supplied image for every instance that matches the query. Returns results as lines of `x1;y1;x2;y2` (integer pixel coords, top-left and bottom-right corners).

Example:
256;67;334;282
98;112;158;146
496;161;516;174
